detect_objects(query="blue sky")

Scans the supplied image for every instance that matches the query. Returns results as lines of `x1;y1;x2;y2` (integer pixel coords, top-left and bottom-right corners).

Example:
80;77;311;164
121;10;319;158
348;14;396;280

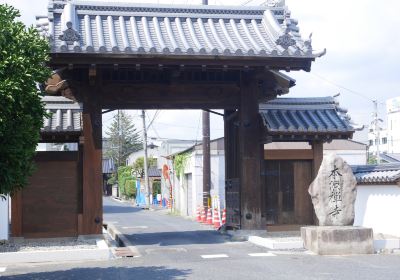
3;0;399;143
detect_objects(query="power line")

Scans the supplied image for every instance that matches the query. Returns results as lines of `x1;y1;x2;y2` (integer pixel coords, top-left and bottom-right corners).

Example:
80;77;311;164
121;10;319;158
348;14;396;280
310;72;374;102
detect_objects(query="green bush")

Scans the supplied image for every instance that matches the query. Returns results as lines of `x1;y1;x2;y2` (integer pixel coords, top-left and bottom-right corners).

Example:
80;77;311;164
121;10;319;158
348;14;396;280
117;166;136;198
125;179;136;198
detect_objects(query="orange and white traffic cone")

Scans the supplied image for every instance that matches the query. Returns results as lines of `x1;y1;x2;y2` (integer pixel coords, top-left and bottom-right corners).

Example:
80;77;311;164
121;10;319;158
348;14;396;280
221;208;226;225
201;207;207;223
206;208;213;225
213;208;221;229
196;206;201;222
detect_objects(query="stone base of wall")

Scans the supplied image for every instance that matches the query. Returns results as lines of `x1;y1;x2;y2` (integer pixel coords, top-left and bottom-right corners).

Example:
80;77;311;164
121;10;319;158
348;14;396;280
301;226;374;255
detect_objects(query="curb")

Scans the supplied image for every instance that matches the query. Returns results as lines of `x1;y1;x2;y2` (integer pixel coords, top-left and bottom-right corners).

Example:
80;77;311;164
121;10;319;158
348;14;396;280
107;224;141;258
0;239;113;265
248;236;304;250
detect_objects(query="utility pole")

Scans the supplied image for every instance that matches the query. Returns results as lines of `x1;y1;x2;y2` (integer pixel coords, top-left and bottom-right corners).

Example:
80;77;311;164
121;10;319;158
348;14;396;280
202;110;211;209
372;100;381;164
201;0;211;211
141;110;151;207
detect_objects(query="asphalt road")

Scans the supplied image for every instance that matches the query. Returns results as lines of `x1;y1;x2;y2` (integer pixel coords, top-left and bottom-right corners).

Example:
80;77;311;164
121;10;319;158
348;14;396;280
2;197;400;279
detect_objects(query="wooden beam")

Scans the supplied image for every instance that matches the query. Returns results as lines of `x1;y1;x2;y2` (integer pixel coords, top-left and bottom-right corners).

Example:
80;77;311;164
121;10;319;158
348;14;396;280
49;53;313;71
239;73;265;229
97;83;240;109
81;91;103;235
264;149;314;160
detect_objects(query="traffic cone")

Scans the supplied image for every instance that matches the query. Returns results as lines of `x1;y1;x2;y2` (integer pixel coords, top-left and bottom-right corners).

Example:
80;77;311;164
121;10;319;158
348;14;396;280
213;208;221;229
196;206;201;222
206;208;213;225
201;207;207;223
221;208;226;225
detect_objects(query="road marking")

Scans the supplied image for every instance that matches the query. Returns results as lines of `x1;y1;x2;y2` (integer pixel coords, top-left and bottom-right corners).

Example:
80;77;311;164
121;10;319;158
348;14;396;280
201;254;229;259
0;267;6;272
248;252;276;257
122;226;148;229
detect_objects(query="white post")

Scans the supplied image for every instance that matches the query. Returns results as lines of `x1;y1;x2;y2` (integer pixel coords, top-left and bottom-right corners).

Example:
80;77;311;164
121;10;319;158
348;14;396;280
0;195;9;241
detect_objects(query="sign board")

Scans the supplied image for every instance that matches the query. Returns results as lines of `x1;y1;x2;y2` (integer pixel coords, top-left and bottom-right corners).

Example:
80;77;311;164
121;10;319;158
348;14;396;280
387;97;400;114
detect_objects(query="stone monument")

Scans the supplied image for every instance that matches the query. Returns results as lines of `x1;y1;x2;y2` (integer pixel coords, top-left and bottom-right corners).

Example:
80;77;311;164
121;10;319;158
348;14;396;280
301;154;374;255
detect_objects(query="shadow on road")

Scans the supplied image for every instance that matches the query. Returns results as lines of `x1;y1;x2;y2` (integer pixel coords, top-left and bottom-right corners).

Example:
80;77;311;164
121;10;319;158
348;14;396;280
125;230;228;246
2;266;191;280
103;205;143;214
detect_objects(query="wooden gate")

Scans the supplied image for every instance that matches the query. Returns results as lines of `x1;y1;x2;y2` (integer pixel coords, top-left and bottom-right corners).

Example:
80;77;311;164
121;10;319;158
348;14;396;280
12;151;80;238
225;178;241;228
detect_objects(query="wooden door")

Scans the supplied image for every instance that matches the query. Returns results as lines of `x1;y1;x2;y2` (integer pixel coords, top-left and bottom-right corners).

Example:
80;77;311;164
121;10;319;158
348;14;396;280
264;160;313;225
294;161;313;224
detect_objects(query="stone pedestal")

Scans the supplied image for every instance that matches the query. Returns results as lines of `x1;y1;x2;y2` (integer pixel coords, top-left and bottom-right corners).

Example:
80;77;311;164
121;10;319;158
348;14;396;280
301;226;374;255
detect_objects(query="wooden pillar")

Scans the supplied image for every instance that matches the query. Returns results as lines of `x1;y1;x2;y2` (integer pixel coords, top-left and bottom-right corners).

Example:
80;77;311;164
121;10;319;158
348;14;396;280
224;110;241;227
81;91;103;235
11;191;22;237
311;141;323;225
239;73;265;229
312;141;323;178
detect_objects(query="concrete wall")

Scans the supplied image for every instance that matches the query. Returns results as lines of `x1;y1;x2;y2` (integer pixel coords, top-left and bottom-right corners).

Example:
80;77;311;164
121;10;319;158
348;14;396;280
354;184;400;237
172;150;225;218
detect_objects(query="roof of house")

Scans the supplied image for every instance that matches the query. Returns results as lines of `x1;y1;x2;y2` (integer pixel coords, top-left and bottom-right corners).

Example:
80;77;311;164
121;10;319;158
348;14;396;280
259;97;355;140
41;96;82;133
102;158;115;174
351;163;400;184
380;153;400;163
148;166;161;178
35;0;321;59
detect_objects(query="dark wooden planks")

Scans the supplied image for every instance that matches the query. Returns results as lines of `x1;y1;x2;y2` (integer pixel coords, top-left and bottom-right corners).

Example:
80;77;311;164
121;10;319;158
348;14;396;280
239;73;265;229
20;152;79;238
81;92;103;235
294;161;313;225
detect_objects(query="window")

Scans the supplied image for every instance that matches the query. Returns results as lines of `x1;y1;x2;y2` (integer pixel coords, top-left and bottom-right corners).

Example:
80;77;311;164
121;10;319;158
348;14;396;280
382;137;387;144
375;139;379;145
369;140;373;146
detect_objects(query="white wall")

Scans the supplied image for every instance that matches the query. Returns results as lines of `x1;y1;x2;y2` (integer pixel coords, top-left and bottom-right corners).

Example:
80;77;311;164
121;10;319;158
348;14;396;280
323;150;367;165
354;184;400;237
172;150;225;218
0;195;9;240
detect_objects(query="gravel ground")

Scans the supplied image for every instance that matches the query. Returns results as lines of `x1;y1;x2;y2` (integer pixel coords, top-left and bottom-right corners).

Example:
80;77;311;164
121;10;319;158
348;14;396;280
0;238;98;253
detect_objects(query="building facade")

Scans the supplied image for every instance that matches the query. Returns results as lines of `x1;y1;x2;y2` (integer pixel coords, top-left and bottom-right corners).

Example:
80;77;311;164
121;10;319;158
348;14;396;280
368;96;400;155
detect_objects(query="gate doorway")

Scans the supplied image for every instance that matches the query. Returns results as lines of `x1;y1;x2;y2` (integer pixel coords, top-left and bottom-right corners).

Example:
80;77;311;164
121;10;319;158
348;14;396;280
264;160;313;226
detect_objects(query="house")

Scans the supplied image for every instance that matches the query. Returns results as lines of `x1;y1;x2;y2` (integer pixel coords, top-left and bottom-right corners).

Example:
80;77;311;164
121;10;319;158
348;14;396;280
353;163;400;237
368;96;400;155
169;138;225;217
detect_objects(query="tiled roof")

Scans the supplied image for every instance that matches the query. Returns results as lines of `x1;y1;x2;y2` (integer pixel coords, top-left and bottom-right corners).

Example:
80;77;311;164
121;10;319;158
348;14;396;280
148;166;161;177
35;0;323;58
42;96;82;133
259;97;354;137
352;163;400;184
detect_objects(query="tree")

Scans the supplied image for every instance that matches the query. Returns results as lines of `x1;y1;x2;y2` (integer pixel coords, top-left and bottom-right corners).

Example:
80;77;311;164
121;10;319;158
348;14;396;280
105;111;142;168
0;5;51;195
132;156;157;177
